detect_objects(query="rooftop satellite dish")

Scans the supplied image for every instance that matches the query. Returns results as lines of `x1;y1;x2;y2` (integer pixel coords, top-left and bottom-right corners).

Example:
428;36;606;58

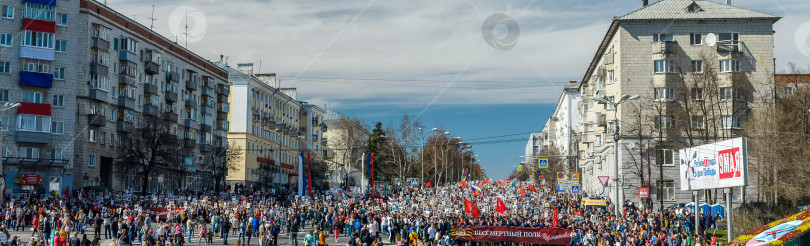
705;33;717;46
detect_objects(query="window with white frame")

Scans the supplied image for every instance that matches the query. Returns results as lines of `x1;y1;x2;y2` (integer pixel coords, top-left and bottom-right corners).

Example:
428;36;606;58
691;88;704;101
18;114;50;132
595;134;602;147
692;115;705;129
21;30;54;49
20;147;40;160
606;96;615;110
2;6;13;19
0;89;7;101
21;58;51;73
658;180;675;201
50;121;63;134
50;148;62;160
720;59;740;73
89;154;97;167
90;74;110;91
1;117;8;131
785;86;794;96
691;60;703;73
654;60;672;73
57;13;67;26
52;95;63;107
653;33;673;42
53;67;64;79
721;115;733;129
0;33;12;46
654;87;673;101
23;2;53;21
89;129;97;142
690;33;702;45
607;70;615;84
656;115;672;128
720;87;733;100
22;91;41;103
120;37;138;54
55;40;66;52
0;61;8;74
661;149;674;166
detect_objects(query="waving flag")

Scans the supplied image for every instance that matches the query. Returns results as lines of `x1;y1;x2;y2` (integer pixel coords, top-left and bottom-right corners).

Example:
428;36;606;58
495;197;507;215
464;198;481;218
483;178;489;184
553;204;559;227
460;180;467;188
462;168;468;181
531;186;538;193
426;181;431;187
520;187;526;196
476;166;482;172
470;185;483;197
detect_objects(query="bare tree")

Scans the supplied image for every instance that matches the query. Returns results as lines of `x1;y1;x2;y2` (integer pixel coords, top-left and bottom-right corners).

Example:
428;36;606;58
200;144;242;192
118;113;183;193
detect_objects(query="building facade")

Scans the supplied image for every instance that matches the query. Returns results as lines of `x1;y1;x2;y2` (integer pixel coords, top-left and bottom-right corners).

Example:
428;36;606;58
535;0;779;207
0;0;230;195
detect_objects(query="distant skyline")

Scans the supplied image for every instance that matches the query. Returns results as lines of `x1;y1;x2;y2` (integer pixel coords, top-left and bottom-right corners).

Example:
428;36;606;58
109;0;809;179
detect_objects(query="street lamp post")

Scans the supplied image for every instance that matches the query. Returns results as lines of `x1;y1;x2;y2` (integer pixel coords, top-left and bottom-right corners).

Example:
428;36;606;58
591;94;639;217
0;102;22;203
420;127;439;188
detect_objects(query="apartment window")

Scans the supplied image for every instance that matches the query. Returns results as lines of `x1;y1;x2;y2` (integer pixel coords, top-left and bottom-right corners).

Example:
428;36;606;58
0;61;8;74
785;86;794;96
692;115;705;129
20;147;40;160
120;38;138;54
101;132;106;145
21;30;54;49
90;74;110;91
2;6;13;19
691;88;704;101
652;33;673;42
661;149;674;166
595;134;603;147
50;149;62;160
607;70;615;84
52;95;64;107
0;89;7;101
654;87;673;101
720;87;733;100
89;129;97;142
50;121;63;134
18;114;50;132
658;180;675;201
690;33;702;45
720;59;739;73
721;115;733;129
606;96;615;110
0;33;11;46
22;91;42;103
718;33;739;43
21;58;51;73
691;60;703;73
55;40;66;52
1;117;8;131
53;67;64;79
607;121;615;134
23;2;54;21
57;13;67;26
89;154;97;167
654;60;671;73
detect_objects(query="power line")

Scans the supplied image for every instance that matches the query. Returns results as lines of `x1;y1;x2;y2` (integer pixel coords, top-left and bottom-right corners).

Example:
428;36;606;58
278;76;555;84
278;78;555;90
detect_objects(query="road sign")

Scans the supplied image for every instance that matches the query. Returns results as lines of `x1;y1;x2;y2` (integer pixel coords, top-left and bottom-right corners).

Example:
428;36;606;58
638;187;649;198
557;185;566;193
598;176;610;187
410;178;419;186
571;185;581;194
556;172;565;180
537;158;548;169
517;165;524;172
570;172;580;181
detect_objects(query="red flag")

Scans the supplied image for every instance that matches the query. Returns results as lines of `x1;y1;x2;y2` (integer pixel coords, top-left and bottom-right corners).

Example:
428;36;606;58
64;186;70;199
476;166;482;172
426;181;432;187
460;180;466;188
483;178;489;184
520;187;526;196
464;199;480;218
531;186;537;193
1;187;5;200
553;205;559;227
495;197;507;215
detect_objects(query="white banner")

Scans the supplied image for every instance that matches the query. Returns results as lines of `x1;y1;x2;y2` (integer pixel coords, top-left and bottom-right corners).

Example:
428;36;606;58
679;137;748;190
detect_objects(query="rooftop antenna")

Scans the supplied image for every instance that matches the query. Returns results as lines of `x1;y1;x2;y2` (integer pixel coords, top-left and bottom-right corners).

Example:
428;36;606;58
148;5;157;30
258;60;262;75
184;7;189;47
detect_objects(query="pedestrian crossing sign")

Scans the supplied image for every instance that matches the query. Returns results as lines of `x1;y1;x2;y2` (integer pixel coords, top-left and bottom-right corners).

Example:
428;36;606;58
411;178;419;186
571;185;581;194
537;158;548;169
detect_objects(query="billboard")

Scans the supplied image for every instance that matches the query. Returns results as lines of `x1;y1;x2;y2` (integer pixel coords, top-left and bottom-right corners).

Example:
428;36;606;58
679;137;747;191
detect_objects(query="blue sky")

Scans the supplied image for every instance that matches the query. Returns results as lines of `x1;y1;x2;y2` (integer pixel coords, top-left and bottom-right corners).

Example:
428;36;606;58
109;0;810;179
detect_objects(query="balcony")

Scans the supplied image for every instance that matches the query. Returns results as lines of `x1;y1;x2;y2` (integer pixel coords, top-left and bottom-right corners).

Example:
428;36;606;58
200;123;212;132
116;121;133;133
89;88;108;102
160;133;178;145
165;91;178;102
22;18;55;33
199;143;212;153
597;114;607;127
651;41;677;54
217;94;228;102
144;83;159;95
202;87;215;97
90;62;109;75
201;105;212;114
117;96;136;109
88;114;106;127
717;40;742;53
143;104;160;117
184;118;199;129
218;86;230;95
19;71;53;88
217;110;227;120
91;37;110;52
118;73;137;87
183;139;196;149
163;111;179;122
15;131;50;144
119;50;138;63
185;100;198;109
167;71;180;82
144;61;160;75
185;79;197;91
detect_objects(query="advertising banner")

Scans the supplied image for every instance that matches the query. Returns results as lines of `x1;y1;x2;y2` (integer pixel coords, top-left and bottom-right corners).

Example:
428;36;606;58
450;226;572;245
21;174;42;185
679;137;747;191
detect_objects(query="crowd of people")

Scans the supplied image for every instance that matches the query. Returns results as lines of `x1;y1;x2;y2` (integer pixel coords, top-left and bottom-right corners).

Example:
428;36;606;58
0;180;727;246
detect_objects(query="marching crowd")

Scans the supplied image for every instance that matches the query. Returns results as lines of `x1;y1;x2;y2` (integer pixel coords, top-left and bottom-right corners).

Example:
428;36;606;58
0;180;726;246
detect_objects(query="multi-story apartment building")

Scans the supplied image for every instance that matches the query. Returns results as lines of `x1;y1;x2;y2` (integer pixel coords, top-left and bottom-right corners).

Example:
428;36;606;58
538;82;582;172
0;0;230;194
322;109;366;189
553;0;778;207
523;132;542;165
221;62;326;192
